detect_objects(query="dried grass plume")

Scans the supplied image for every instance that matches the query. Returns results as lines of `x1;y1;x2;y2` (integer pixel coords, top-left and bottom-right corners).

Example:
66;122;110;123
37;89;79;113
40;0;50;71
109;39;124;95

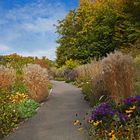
23;64;49;102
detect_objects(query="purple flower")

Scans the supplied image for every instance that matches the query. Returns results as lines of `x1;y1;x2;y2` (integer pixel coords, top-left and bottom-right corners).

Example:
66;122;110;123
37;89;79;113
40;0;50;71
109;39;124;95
91;102;115;121
89;96;140;125
123;97;136;105
135;96;140;102
119;113;128;123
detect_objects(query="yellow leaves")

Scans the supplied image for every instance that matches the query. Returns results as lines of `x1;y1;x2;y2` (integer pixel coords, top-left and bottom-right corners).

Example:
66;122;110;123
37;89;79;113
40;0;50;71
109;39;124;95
108;130;115;136
10;92;28;104
128;114;131;118
79;0;91;7
125;105;136;118
129;105;136;110
88;119;102;126
73;120;80;125
108;130;116;140
93;120;102;126
65;59;79;69
125;105;136;114
125;110;133;114
109;134;116;140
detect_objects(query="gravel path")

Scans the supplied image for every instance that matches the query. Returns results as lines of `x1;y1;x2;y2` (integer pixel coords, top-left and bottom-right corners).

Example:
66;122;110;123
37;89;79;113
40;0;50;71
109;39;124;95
4;81;90;140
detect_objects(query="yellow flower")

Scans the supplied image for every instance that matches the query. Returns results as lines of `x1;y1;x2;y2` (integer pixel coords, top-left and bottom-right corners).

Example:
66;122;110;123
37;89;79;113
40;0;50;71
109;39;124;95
93;120;102;126
128;114;131;117
10;92;28;104
129;105;136;110
109;134;115;140
74;120;80;125
108;130;115;136
125;110;133;114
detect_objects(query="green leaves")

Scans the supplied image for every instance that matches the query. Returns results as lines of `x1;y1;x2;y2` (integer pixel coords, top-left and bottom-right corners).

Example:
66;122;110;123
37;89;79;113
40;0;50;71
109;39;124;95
0;89;39;138
18;99;40;119
11;82;28;94
0;90;20;138
56;0;140;66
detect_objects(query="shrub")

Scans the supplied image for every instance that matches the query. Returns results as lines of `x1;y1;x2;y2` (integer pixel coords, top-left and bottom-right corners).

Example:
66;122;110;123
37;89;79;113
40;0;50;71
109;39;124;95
102;51;134;102
56;66;66;78
23;64;49;102
65;59;79;70
0;89;20;138
64;69;78;82
90;78;109;106
48;82;53;90
18;99;40;119
51;66;66;81
82;81;93;101
76;61;106;105
11;82;28;94
34;59;48;69
0;65;15;88
49;67;58;79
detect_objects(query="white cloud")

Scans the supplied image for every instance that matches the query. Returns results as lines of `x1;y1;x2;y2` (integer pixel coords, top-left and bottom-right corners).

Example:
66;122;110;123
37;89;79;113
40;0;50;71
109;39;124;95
0;44;10;51
0;0;68;59
2;1;67;34
22;18;57;33
19;47;56;60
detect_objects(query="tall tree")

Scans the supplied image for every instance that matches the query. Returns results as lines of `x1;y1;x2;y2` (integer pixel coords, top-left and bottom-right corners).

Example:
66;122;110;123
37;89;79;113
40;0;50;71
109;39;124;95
56;0;140;66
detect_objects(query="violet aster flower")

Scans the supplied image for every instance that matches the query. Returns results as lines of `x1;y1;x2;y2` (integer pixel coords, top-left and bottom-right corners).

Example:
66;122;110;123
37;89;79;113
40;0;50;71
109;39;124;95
119;113;128;123
91;102;115;121
135;96;140;100
123;97;137;106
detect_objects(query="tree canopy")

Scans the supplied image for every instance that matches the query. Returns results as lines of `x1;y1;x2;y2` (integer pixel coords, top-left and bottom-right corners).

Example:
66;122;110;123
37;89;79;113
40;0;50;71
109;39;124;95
56;0;140;66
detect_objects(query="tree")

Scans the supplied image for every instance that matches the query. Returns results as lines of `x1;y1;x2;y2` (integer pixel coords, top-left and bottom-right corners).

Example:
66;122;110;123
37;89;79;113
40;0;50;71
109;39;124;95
56;0;140;66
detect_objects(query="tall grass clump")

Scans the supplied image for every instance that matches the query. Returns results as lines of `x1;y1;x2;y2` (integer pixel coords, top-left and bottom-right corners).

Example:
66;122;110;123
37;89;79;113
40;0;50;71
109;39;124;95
50;66;66;81
134;54;140;81
23;64;49;102
101;51;134;102
134;54;140;95
0;65;15;88
76;51;134;105
76;61;104;105
76;61;102;86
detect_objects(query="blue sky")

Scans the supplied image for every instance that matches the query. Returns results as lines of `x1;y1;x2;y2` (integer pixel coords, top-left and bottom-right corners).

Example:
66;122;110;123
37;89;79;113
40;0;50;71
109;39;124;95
0;0;78;60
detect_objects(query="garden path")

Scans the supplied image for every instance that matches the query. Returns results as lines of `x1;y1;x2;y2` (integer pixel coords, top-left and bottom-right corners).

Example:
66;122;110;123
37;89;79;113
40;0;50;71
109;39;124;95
4;81;90;140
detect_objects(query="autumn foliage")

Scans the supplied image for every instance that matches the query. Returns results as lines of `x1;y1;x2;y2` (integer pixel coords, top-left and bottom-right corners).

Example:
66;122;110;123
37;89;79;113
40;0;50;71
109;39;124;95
56;0;140;65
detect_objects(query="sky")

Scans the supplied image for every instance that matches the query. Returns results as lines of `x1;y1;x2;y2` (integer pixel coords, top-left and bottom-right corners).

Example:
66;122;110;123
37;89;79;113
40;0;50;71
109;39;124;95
0;0;78;60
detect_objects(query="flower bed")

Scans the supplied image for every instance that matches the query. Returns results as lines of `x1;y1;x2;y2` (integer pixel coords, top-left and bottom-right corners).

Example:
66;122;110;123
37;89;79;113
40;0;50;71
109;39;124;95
0;63;49;139
88;96;140;140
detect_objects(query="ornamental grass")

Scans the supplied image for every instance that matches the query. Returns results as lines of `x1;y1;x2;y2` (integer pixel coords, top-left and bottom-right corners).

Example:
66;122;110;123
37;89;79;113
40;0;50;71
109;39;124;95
0;65;15;88
76;51;134;104
76;60;102;80
101;51;134;103
23;64;49;102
